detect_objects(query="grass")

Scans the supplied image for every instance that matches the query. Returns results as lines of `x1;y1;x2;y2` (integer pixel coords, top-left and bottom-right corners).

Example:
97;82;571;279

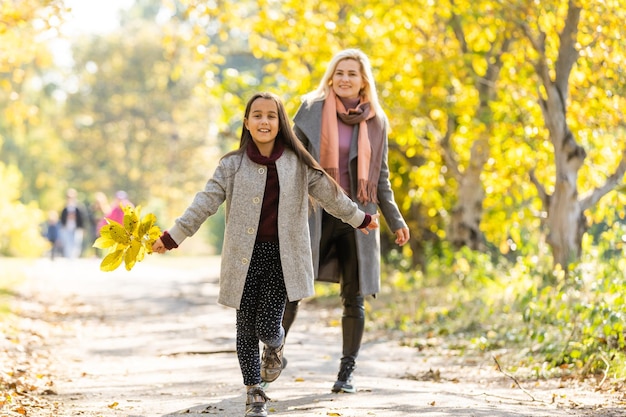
307;247;626;386
0;258;30;319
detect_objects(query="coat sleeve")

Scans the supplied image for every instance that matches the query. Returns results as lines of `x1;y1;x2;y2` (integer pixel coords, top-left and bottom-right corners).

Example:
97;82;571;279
307;168;365;229
168;160;230;245
293;101;323;160
374;120;408;233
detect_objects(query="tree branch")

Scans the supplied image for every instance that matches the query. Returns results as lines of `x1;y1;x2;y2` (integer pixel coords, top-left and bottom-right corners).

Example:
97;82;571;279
529;168;550;210
555;0;582;97
580;148;626;211
478;36;513;106
439;114;462;180
448;1;468;54
492;356;536;401
520;21;551;89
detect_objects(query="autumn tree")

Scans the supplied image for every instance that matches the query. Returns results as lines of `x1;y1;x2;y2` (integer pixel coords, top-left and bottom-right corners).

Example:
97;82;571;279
437;1;515;251
103;0;626;269
59;3;222;225
235;0;528;266
0;0;68;256
517;0;626;270
0;0;70;204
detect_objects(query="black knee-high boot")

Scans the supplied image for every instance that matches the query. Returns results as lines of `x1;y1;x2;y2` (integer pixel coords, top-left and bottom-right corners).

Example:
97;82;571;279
341;313;364;362
332;316;363;393
332;297;364;393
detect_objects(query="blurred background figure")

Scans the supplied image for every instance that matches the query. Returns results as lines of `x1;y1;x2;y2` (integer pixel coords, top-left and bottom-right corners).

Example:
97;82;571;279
60;188;86;259
88;191;111;257
44;210;62;260
103;190;133;226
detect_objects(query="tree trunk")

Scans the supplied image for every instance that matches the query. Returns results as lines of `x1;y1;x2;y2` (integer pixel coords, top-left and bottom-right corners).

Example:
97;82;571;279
445;13;511;251
525;1;586;271
449;137;487;250
527;2;626;271
544;131;587;268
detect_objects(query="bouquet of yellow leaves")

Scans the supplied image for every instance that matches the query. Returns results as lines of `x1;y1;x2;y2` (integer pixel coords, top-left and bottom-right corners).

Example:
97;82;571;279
93;205;161;272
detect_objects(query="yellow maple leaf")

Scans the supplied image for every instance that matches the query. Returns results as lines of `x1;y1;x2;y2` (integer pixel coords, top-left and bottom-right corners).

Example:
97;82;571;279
124;240;142;271
92;234;117;250
100;249;125;272
103;221;131;245
138;212;156;237
147;223;161;240
123;204;139;234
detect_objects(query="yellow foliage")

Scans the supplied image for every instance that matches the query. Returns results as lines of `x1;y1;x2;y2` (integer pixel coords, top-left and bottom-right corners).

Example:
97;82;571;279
94;205;161;272
0;163;47;257
5;0;625;269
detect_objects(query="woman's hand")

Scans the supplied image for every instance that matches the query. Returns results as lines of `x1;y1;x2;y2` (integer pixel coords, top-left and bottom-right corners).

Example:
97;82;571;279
394;227;410;246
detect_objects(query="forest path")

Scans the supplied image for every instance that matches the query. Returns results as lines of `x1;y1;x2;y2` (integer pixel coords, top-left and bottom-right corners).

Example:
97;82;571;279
8;256;625;417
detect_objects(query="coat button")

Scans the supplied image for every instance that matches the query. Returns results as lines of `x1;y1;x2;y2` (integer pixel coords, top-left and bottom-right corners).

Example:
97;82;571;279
253;197;260;204
258;167;265;174
241;258;248;264
247;227;255;234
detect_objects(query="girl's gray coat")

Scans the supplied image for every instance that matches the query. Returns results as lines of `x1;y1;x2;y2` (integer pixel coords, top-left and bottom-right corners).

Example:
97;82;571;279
167;148;367;309
293;100;408;296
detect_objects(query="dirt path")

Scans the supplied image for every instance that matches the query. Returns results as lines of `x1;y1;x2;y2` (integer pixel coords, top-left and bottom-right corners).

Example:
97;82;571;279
9;256;626;417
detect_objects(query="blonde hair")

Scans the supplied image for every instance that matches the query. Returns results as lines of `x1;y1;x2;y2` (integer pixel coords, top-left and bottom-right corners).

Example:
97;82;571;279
302;49;385;118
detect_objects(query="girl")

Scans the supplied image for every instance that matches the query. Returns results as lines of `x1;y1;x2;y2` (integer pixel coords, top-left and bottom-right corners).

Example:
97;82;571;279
152;92;379;417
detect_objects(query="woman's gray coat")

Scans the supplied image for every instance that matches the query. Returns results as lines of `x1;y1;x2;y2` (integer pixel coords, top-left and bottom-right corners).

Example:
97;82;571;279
293;100;408;296
167;148;367;309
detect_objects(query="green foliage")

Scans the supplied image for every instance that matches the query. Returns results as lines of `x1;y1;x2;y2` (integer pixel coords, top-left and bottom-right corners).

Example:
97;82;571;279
0;163;48;257
372;237;626;379
515;249;626;378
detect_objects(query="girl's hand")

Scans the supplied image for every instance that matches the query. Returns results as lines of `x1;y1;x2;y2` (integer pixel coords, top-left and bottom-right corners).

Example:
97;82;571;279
152;238;167;254
359;213;380;235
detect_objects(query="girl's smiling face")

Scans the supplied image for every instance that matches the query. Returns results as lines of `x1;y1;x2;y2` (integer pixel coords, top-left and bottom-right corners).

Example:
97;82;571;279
244;98;279;156
331;58;364;100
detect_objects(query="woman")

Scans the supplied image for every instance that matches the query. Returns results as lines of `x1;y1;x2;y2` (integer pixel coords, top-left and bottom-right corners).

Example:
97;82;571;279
152;92;379;417
60;188;86;259
280;49;410;394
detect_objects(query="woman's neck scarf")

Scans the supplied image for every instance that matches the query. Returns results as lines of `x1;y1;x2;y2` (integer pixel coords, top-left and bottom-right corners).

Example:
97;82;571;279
320;89;383;204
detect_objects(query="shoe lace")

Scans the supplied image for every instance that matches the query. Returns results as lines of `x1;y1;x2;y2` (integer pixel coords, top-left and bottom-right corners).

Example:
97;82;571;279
337;362;355;382
263;346;281;368
247;387;271;404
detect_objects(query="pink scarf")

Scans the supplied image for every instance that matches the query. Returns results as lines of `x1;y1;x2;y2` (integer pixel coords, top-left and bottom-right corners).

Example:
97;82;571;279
320;90;383;204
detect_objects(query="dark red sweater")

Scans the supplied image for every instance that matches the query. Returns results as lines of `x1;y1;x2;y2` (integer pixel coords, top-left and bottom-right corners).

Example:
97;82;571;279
247;141;284;242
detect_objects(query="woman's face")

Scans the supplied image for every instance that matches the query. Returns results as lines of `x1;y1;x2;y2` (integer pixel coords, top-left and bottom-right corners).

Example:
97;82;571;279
244;98;279;156
331;58;364;100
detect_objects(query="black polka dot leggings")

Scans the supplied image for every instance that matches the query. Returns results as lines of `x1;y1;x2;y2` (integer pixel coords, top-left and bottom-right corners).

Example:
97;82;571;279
236;241;287;386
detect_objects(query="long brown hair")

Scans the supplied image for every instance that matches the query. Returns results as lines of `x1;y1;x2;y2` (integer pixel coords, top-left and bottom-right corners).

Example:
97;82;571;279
225;91;342;199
